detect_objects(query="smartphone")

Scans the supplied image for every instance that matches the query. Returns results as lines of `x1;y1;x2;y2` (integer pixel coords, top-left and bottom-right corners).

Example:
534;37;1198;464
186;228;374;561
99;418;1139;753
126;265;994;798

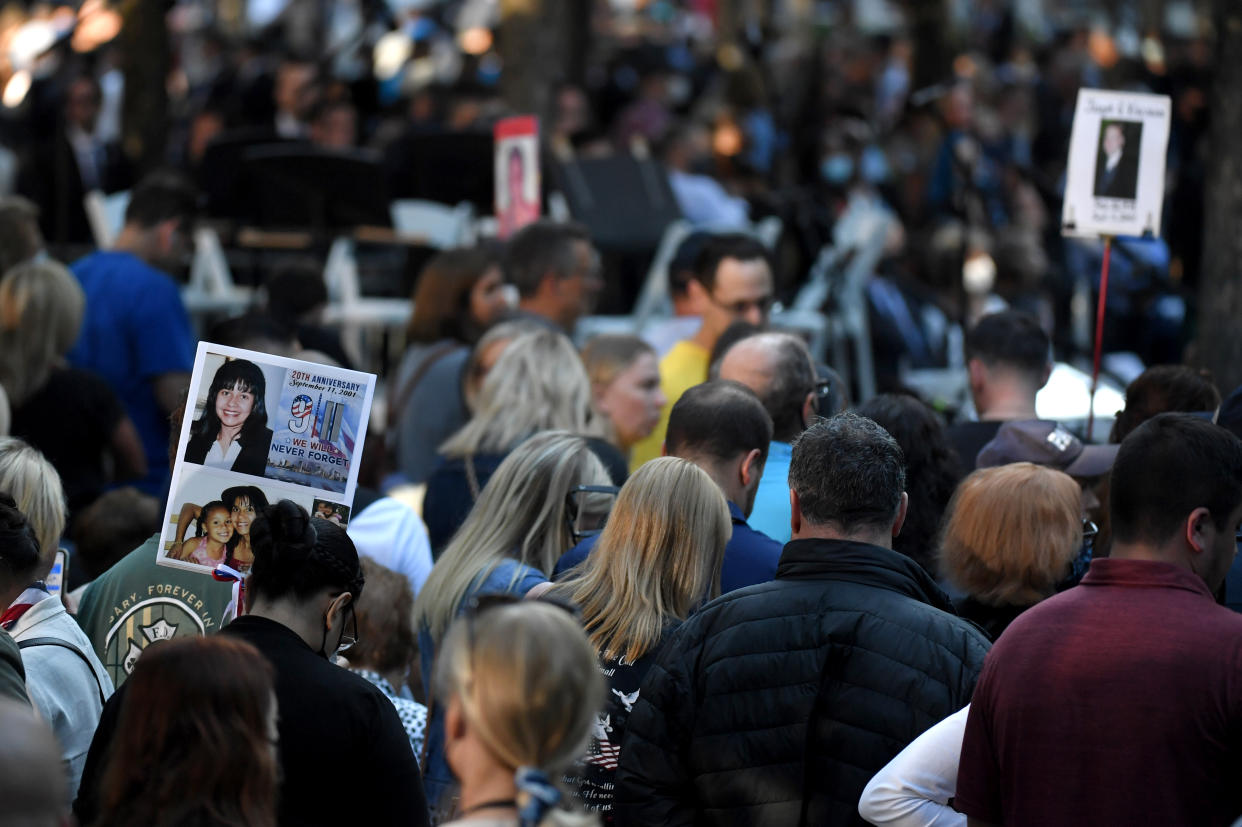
45;549;68;596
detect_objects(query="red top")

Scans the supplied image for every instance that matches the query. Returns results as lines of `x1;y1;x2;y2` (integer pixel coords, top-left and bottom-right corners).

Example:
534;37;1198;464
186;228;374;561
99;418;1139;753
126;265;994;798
956;558;1242;826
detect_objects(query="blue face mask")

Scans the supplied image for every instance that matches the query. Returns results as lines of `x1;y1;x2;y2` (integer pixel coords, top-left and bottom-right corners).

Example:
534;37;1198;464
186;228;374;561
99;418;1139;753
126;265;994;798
820;154;854;185
860;145;890;183
1057;521;1098;592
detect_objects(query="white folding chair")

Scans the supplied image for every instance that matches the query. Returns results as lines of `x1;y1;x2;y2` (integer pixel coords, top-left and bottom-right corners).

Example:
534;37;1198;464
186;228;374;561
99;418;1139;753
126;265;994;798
82;189;130;249
389;200;475;248
182;227;254;317
779;195;893;402
321;236;411;366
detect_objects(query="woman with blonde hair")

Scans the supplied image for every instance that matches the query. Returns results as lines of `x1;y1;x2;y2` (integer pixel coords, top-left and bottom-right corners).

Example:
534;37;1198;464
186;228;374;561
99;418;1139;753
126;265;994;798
858;462;1085;827
550;457;730;819
416;430;611;815
938;462;1084;640
0;260;145;519
580;335;666;459
423;328;621;553
0;438;112;800
436;600;604;827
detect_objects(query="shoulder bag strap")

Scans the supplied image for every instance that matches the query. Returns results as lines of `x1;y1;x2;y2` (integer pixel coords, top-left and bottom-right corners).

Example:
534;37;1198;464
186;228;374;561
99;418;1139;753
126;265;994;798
388;342;463;431
17;636;108;705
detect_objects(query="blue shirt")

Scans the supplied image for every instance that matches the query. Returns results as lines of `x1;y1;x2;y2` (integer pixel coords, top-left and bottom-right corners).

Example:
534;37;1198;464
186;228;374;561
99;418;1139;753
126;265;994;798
749;441;793;544
68;251;195;496
554;501;782;594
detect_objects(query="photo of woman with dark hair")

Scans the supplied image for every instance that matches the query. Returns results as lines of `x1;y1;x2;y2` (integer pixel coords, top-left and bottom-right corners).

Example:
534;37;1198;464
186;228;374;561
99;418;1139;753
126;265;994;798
183;358;274;477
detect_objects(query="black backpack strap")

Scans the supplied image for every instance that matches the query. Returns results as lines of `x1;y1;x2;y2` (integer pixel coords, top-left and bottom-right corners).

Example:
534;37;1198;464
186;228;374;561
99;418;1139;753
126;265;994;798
17;636;108;705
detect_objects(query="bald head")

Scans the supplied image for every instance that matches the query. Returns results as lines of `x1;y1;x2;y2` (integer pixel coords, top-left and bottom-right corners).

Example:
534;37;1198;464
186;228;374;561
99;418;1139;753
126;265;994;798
0;699;68;827
717;333;816;442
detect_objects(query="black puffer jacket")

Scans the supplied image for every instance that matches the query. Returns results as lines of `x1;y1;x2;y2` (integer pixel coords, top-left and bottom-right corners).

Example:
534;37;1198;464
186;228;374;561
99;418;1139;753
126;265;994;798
614;538;990;827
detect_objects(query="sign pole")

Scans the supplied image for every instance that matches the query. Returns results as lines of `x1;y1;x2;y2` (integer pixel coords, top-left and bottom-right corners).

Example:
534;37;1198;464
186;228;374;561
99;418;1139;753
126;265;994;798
1086;236;1113;442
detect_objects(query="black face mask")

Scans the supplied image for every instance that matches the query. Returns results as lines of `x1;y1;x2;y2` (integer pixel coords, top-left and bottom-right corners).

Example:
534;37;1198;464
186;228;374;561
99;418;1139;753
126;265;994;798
688;156;715;176
318;599;357;660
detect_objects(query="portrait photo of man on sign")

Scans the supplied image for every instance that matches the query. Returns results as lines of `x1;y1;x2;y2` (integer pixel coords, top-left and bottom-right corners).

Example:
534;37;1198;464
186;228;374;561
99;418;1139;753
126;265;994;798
1093;120;1142;201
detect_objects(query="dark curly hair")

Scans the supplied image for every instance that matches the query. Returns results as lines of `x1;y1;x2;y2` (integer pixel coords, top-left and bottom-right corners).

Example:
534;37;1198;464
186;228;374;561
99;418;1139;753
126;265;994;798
248;500;364;602
789;413;905;532
0;490;41;587
856;394;963;576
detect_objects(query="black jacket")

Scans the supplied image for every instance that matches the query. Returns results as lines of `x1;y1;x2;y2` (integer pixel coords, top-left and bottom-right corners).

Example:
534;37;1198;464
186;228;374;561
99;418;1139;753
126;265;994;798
76;616;429;827
614;538;990;827
223;617;429;826
184;426;273;478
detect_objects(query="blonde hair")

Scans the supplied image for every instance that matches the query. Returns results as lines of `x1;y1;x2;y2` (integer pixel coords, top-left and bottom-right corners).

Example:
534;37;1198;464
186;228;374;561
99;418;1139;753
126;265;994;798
581;335;656;449
414;431;609;644
0;438;67;578
938;463;1082;607
461;318;547;412
0;260;85;407
553;457;730;663
434;601;603;826
442;329;599;458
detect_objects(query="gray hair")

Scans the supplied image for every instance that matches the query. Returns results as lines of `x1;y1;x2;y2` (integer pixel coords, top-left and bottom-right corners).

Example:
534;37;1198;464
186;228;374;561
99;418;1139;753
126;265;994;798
789;412;906;532
502;220;592;299
0;260;84;407
718;332;816;443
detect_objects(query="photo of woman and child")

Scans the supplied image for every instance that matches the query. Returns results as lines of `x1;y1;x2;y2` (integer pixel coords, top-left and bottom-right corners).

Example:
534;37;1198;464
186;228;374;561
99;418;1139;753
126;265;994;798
168;486;270;572
312;500;350;525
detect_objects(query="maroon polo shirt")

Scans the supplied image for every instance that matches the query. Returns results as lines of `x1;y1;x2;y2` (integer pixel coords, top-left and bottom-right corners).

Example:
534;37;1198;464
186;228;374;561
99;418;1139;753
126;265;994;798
956;558;1242;827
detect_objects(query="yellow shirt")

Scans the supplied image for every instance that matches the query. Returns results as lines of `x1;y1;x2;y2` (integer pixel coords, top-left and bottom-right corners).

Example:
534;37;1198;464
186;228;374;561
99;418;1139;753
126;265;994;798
628;339;710;471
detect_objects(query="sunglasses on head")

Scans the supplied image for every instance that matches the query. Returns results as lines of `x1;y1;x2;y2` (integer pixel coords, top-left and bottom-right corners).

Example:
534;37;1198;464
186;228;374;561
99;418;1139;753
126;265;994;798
564;485;620;545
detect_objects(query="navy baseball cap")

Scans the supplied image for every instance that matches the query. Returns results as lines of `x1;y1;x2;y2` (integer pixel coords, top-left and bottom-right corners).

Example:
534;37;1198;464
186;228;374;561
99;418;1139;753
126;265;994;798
977;419;1118;477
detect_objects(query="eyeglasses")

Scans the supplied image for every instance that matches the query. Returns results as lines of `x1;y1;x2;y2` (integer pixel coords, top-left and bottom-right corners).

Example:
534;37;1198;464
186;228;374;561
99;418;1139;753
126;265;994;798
421;592;582;794
1082;520;1099;549
460;593;583;686
337;602;358;654
813;377;839;415
707;291;774;317
457;594;582;704
464;592;581;626
564;485;620;545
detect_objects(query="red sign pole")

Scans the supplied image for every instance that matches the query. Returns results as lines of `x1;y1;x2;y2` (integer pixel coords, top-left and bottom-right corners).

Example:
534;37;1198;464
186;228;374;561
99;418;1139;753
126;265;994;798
1086;236;1113;442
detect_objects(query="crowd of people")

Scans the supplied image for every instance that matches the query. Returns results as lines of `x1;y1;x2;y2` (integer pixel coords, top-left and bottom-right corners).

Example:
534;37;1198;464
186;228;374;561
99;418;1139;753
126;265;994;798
2;201;1242;825
0;0;1217;350
0;0;1241;826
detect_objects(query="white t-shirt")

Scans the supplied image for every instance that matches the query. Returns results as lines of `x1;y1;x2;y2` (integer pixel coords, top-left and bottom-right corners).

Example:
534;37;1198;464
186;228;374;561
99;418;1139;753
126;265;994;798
346;496;433;599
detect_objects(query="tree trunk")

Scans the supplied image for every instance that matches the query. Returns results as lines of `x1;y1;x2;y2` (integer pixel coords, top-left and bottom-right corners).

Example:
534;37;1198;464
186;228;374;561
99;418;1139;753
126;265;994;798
499;0;587;127
117;0;170;174
909;0;951;91
1194;1;1242;392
